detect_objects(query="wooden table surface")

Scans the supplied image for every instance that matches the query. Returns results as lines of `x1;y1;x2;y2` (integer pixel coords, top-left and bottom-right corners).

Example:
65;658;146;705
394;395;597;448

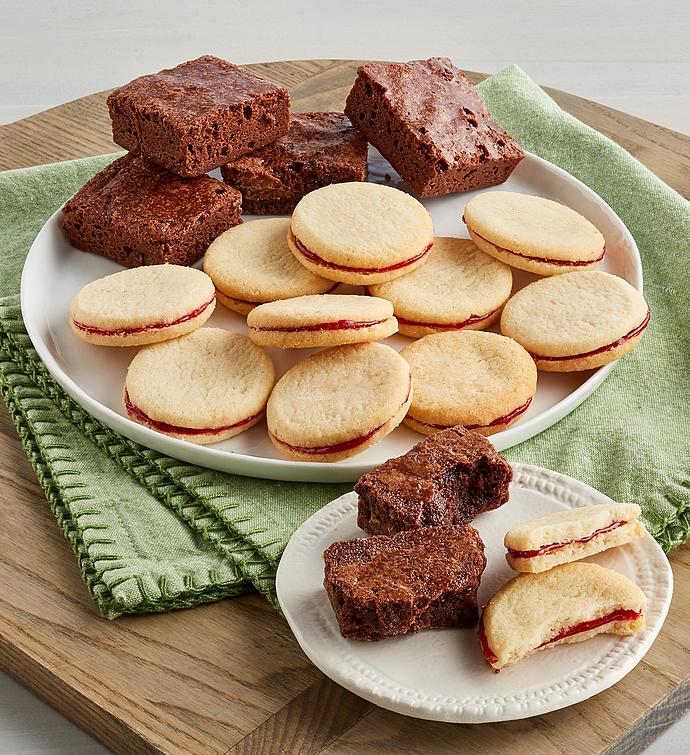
1;59;689;755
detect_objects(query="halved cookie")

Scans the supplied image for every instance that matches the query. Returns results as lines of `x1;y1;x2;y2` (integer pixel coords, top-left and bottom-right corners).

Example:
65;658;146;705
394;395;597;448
267;342;412;462
401;331;536;435
203;218;334;315
247;294;398;348
288;182;434;285
463;192;605;275
369;237;512;338
500;271;650;371
124;328;274;444
479;562;646;670
70;265;215;346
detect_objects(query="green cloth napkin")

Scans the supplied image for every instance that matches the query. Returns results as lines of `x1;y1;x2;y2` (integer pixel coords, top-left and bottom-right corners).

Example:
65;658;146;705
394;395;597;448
1;66;688;619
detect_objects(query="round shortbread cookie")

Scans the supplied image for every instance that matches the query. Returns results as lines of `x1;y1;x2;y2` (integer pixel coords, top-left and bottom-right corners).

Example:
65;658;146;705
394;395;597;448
500;270;650;371
288;182;434;285
368;237;512;338
463;192;606;275
70;265;216;346
204;218;334;315
124;328;275;445
480;562;647;669
504;502;645;573
247;294;398;348
400;331;537;436
266;342;412;462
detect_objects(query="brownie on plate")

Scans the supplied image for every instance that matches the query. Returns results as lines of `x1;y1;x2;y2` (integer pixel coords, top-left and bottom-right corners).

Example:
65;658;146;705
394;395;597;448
323;525;486;640
62;154;242;268
221;112;368;215
355;426;512;536
344;57;523;197
107;56;290;177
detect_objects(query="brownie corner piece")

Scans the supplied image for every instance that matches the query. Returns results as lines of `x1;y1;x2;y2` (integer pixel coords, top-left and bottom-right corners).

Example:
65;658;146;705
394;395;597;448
355;426;512;535
323;525;486;641
107;55;290;176
62;154;242;268
344;57;523;197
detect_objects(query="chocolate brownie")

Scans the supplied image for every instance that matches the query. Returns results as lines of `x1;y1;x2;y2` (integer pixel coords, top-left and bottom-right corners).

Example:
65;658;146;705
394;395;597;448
107;55;290;177
355;426;512;536
221;112;368;215
62;154;242;268
344;57;524;197
324;525;485;640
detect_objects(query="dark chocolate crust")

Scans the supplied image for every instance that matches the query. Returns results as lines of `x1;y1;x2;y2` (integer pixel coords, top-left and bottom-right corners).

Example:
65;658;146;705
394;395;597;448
107;56;290;177
221;112;368;215
344;57;523;197
62;154;242;268
355;426;512;536
323;525;486;641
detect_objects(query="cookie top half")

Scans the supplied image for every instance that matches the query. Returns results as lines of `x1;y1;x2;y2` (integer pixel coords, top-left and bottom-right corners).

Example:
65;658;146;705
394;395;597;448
500;271;649;358
464;191;605;263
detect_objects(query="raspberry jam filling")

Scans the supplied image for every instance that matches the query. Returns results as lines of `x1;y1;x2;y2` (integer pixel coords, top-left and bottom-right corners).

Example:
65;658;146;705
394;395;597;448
273;378;411;455
479;607;642;666
464;220;605;267
530;308;650;362
508;520;628;559
397;308;498;330
124;390;260;436
253;318;388;333
411;397;532;432
73;296;215;337
293;236;432;274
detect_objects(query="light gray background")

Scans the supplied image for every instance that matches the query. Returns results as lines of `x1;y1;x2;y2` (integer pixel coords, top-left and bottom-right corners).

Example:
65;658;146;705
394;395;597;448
1;1;688;752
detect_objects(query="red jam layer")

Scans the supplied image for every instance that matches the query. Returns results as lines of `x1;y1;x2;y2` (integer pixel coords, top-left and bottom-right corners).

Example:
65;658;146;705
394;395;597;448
124;391;260;436
73;296;215;337
463;220;606;267
412;397;532;432
508;520;628;559
293;236;432;274
273;378;411;455
254;318;387;333
479;616;498;665
397;308;498;330
530;308;650;362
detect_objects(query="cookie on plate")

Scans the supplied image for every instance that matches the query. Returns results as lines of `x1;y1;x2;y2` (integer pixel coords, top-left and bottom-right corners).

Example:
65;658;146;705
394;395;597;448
203;218;335;315
247;294;397;348
124;328;274;444
266;342;412;462
505;502;645;573
324;525;486;640
463;192;605;275
70;265;216;347
368;237;512;338
479;562;646;670
288;182;434;286
400;331;537;435
500;271;650;371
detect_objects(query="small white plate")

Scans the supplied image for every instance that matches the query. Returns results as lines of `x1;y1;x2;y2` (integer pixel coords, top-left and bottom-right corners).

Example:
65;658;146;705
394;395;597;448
21;151;642;482
276;464;672;723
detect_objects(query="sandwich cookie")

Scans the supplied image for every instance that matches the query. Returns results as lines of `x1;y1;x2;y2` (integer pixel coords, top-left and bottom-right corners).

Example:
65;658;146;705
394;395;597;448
266;342;412;462
369;237;512;338
400;331;537;436
505;502;645;573
247;294;398;349
288;182;434;285
479;562;646;670
500;271;650;371
463;192;605;275
70;265;215;346
124;328;274;445
203;218;334;316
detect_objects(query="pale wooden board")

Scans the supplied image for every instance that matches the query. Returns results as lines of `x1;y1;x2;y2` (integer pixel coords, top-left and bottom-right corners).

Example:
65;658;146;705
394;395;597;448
0;59;689;755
